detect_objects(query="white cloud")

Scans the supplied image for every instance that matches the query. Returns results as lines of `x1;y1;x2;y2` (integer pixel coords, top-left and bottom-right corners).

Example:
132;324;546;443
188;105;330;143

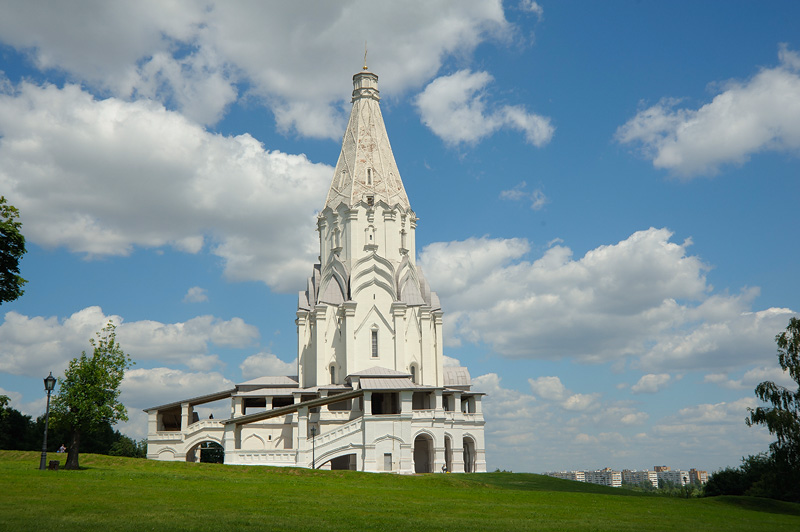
475;371;760;472
631;373;671;394
704;365;794;390
616;45;800;176
0;306;258;377
529;375;567;400
519;1;544;19
419;228;794;373
0;82;331;290
415;69;554;146
500;181;548;210
183;286;208;303
443;355;462;367
240;353;297;380
0;1;510;138
529;375;600;412
121;367;234;410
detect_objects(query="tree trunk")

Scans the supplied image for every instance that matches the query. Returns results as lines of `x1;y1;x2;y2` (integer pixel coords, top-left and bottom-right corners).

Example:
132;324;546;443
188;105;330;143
64;428;81;470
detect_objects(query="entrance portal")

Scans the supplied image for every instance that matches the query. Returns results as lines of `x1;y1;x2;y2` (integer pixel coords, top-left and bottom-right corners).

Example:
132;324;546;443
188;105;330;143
463;436;476;473
413;434;433;473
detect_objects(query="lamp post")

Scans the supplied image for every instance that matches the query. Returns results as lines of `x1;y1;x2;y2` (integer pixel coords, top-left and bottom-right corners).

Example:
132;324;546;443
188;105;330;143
39;372;57;470
310;425;316;470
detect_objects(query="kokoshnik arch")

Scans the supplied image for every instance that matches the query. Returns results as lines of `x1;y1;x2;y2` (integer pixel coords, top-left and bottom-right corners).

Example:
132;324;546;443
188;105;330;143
144;65;487;474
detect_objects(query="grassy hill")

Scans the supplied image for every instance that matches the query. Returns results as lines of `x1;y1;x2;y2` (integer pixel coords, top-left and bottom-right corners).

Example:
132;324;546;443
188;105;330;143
2;451;799;531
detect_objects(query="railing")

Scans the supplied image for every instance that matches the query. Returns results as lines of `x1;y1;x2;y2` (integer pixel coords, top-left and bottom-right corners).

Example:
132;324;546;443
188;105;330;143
229;450;297;464
318;410;355;421
186;420;224;432
311;416;364;453
411;409;435;420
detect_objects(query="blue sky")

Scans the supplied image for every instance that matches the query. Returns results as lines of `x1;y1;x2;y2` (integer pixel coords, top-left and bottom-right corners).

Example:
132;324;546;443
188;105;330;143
1;1;798;473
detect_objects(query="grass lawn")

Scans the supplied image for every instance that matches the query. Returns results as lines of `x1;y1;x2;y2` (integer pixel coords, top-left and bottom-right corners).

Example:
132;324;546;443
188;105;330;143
2;451;799;531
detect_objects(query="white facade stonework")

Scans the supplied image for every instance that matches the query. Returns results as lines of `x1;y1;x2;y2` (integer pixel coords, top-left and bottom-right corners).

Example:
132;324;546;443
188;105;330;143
144;67;487;473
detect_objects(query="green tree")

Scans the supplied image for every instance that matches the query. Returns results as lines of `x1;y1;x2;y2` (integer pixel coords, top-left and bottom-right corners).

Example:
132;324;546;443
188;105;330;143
52;322;133;469
746;317;800;500
0;196;27;305
0;395;36;451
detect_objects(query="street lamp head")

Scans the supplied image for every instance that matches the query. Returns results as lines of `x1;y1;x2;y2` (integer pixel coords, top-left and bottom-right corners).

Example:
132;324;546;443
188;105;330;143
44;372;56;392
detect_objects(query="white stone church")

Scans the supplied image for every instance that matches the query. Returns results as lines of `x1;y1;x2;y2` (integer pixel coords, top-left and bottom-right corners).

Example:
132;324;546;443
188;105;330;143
144;66;487;473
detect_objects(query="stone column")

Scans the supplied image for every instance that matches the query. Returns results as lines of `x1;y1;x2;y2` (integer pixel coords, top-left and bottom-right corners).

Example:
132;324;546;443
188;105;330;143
231;396;243;417
432;310;444;387
342;302;357;377
296;310;309;387
180;402;191;432
314;304;328;387
147;411;158;435
363;391;372;416
297;406;309;467
391;302;407;372
419;306;432;385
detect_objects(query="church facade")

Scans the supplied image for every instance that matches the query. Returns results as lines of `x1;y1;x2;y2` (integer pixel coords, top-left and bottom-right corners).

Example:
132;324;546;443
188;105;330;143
144;67;486;473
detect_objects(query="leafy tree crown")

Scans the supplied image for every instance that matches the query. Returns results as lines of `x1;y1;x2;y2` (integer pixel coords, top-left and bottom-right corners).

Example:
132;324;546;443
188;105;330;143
52;322;134;432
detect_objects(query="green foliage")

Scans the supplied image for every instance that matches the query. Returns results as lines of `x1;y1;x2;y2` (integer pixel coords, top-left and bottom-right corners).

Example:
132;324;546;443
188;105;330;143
1;393;141;456
0;196;27;305
706;466;748;497
745;317;800;501
52;321;133;469
0;395;39;450
2;452;800;531
705;454;796;501
109;435;147;458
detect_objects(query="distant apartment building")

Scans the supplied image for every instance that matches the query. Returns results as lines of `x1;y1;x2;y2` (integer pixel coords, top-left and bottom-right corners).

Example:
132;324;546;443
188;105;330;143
545;465;706;488
689;468;708;484
546;470;585;482
657;469;690;486
622;469;658;486
584;468;622;488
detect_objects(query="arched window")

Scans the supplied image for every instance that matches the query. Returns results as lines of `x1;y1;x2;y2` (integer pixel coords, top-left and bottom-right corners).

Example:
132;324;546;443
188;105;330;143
371;329;379;358
367;168;373;185
330;365;336;384
410;365;417;384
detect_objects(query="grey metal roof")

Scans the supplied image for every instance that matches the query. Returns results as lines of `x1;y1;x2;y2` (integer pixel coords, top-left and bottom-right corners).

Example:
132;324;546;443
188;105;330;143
349;366;411;377
359;377;418;390
237;375;299;387
234;388;297;397
443;366;471;387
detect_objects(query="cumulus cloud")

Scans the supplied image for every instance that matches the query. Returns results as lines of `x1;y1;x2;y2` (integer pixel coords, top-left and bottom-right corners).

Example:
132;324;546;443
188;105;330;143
616;45;800;176
500;181;548;210
419;228;794;373
183;286;208;303
631;373;671;394
0;306;258;377
0;82;330;290
529;375;567;400
415;69;554;146
519;1;544;19
704;365;794;390
529;376;600;412
239;353;297;380
121;367;234;410
0;1;510;137
475;372;718;472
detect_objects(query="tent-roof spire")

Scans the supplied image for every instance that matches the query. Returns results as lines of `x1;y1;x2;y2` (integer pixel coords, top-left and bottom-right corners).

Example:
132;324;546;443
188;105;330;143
323;65;411;211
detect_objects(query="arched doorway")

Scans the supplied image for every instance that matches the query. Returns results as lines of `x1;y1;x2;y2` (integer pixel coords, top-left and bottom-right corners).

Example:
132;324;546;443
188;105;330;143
413;434;433;473
444;436;453;473
186;441;224;463
463;436;476;473
327;453;357;470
